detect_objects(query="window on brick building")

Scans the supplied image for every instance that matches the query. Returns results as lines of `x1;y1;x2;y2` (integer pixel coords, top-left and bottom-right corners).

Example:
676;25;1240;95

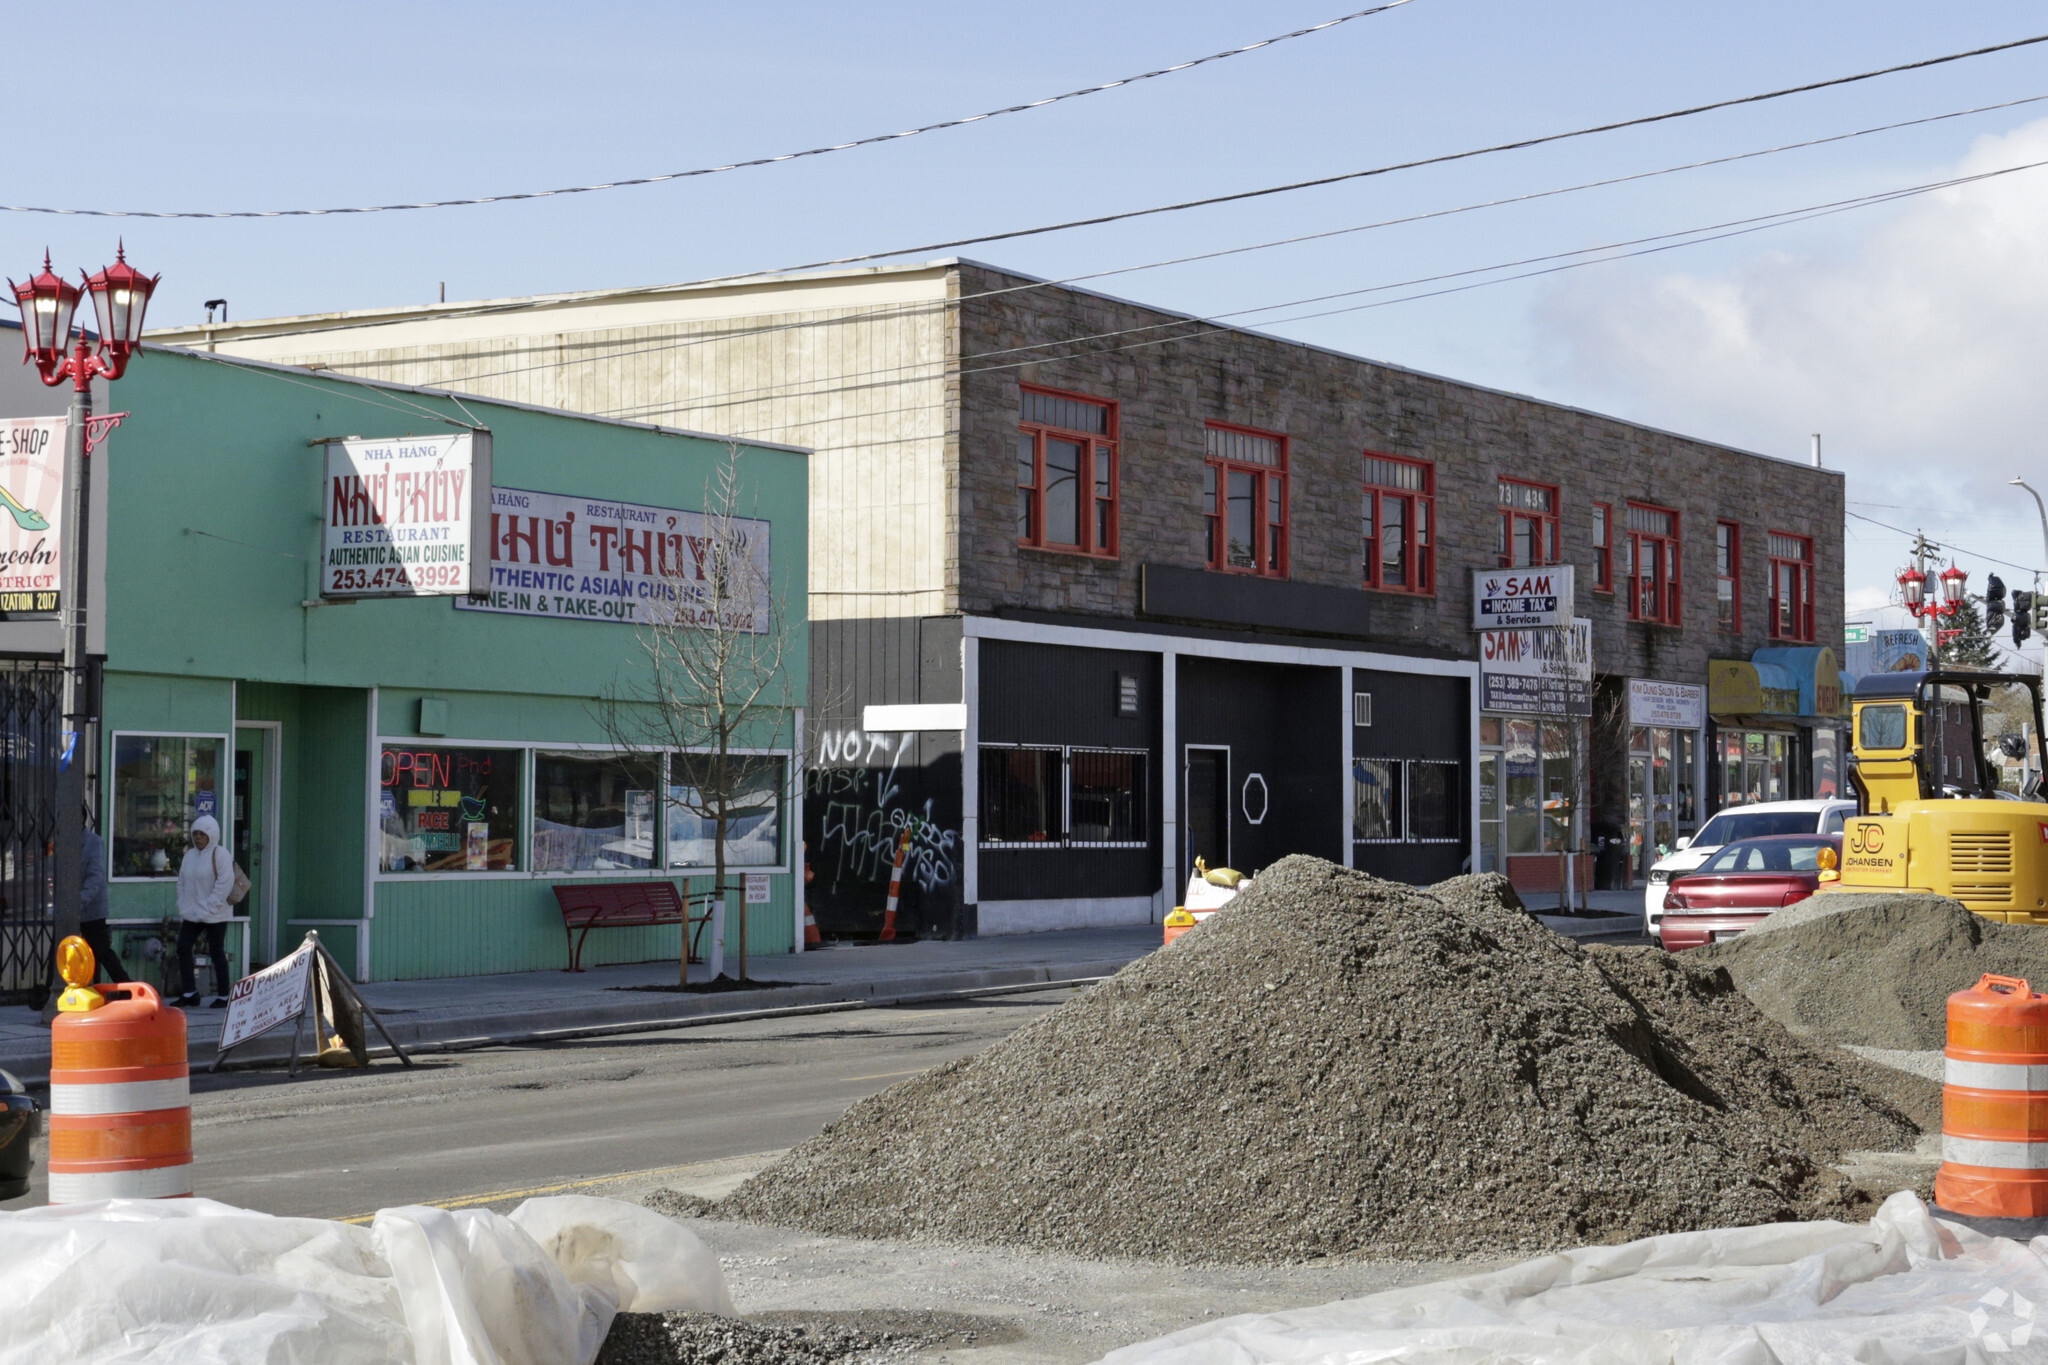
1361;453;1433;592
1204;422;1287;575
1018;386;1117;556
1768;531;1815;641
1498;478;1560;567
1716;521;1741;631
1623;502;1681;625
1592;502;1613;591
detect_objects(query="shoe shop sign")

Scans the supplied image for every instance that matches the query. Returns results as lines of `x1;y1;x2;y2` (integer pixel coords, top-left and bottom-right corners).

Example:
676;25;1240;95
0;416;66;618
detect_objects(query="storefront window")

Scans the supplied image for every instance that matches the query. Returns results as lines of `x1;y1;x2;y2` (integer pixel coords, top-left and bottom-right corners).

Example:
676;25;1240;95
668;754;787;867
533;751;661;873
1407;760;1460;841
111;735;224;878
1629;725;1699;879
1068;749;1147;846
1718;729;1794;807
379;745;522;873
1353;759;1401;840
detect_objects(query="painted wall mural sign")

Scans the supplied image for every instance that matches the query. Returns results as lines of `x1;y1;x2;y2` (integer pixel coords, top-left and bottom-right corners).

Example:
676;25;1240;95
322;432;491;598
454;485;772;631
1479;618;1592;717
0;416;65;617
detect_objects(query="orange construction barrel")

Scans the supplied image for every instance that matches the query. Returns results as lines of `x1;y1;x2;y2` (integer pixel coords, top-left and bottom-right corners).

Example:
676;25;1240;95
1934;973;2048;1236
47;982;192;1202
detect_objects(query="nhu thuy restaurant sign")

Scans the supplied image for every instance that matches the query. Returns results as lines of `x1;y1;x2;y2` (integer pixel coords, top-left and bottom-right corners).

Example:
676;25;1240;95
322;432;492;598
454;485;773;631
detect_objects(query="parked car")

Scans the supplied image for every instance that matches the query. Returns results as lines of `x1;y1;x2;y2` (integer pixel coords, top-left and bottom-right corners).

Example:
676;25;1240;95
1643;798;1855;936
1;1069;35;1201
1657;833;1843;951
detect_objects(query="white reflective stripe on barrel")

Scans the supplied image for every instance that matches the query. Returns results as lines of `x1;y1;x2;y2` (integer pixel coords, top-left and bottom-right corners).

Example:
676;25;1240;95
47;1163;193;1203
1943;1135;2048;1170
48;1076;189;1117
1945;1057;2048;1091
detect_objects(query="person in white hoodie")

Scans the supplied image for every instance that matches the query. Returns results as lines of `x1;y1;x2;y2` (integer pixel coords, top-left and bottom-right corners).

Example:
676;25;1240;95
174;814;235;1008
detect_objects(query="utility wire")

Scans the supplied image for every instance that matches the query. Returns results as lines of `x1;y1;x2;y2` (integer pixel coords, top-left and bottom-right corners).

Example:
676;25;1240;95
337;90;2048;400
1846;509;2043;576
596;154;2048;423
168;33;2048;348
0;2;1420;219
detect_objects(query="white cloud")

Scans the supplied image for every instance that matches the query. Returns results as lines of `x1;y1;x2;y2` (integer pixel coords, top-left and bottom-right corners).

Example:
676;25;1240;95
1539;118;2048;604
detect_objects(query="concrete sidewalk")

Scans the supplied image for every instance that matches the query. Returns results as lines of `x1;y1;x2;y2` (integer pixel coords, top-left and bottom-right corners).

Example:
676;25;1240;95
0;927;1161;1082
0;896;1648;1081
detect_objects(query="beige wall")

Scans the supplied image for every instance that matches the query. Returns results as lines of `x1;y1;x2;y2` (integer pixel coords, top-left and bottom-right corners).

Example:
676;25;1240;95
158;268;958;622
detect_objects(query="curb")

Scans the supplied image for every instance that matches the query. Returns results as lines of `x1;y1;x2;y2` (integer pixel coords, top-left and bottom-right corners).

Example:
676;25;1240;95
1;957;1141;1084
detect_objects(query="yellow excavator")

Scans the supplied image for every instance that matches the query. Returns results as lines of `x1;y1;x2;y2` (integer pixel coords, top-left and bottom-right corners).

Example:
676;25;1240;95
1830;667;2048;923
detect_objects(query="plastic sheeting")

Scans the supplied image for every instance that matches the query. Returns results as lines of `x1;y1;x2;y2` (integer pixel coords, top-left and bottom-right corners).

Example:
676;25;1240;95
1098;1193;2048;1365
0;1193;731;1365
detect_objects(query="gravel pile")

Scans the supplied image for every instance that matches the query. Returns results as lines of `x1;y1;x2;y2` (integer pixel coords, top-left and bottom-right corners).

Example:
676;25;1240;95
596;1309;1006;1365
719;856;1921;1263
1695;890;2048;1050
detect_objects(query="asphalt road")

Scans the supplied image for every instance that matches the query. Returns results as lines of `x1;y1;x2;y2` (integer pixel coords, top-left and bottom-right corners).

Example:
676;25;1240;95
4;985;1086;1219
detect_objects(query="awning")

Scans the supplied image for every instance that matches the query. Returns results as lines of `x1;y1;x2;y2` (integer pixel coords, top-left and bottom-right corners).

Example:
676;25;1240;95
1708;647;1845;720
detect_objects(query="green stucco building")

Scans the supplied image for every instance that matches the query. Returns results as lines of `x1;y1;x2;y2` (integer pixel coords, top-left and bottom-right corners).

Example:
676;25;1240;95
1;340;808;984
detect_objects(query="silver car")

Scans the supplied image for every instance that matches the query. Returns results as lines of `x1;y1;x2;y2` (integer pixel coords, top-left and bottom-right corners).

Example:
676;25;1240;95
1643;799;1855;936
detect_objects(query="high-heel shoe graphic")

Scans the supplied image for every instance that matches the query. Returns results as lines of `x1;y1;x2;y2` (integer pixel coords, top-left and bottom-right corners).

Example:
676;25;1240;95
0;484;48;531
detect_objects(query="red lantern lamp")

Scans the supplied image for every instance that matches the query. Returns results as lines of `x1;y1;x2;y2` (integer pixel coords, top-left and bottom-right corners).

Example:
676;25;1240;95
9;252;80;376
1940;564;1968;612
1899;566;1927;614
83;244;158;376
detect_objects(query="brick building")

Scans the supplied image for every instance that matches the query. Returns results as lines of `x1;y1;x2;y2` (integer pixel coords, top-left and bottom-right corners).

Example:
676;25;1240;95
155;259;1845;935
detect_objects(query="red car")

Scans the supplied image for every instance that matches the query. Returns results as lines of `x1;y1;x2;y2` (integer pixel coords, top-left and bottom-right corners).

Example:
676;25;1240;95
1658;833;1842;952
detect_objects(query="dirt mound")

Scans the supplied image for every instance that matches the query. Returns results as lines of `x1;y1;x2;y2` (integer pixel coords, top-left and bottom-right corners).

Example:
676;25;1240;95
1426;871;1527;917
1694;891;2048;1050
721;857;1920;1263
598;1310;1006;1365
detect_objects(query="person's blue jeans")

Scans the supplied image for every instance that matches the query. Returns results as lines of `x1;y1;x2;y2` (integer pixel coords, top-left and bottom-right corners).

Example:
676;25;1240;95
175;921;230;1000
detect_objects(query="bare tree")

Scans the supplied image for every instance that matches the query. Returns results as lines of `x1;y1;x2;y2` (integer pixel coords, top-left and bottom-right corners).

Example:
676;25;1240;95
600;445;799;984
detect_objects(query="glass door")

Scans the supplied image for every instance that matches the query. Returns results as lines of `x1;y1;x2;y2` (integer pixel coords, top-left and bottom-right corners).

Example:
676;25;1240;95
232;725;277;967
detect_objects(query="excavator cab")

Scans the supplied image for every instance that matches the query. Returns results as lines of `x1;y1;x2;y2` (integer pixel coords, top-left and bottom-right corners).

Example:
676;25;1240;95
1834;668;2048;922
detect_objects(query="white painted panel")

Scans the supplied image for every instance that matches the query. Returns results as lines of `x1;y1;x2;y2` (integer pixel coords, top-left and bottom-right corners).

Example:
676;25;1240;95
979;896;1157;934
862;703;966;732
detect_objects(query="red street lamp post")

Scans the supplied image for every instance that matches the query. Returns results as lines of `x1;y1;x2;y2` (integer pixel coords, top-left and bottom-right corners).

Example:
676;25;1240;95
8;245;158;1009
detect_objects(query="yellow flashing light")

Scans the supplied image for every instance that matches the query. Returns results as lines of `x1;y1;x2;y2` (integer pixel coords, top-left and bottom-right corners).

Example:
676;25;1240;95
55;935;103;1013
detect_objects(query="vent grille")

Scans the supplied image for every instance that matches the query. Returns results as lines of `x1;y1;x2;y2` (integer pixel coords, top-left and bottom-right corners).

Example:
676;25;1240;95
1950;831;2015;876
1953;882;2017;909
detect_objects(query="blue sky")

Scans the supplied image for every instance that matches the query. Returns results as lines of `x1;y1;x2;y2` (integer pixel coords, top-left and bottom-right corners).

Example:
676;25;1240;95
13;1;2048;623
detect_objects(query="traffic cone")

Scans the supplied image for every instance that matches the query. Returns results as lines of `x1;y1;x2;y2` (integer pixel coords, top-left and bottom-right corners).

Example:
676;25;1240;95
803;900;821;947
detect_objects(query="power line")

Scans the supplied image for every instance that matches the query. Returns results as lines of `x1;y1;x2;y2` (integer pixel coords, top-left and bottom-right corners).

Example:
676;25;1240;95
0;2;1420;220
1846;509;2043;576
595;154;2048;423
326;90;2048;401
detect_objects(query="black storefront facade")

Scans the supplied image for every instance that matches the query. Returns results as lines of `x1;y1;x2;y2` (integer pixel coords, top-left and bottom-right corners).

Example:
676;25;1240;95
803;609;1477;939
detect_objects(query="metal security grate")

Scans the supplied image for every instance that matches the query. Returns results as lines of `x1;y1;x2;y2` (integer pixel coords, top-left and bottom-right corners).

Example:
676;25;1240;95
1950;831;2015;876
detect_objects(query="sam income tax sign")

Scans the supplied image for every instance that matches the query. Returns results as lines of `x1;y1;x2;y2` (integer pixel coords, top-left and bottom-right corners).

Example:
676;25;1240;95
455;485;772;631
0;416;65;618
323;432;491;598
1473;566;1574;630
1480;618;1592;716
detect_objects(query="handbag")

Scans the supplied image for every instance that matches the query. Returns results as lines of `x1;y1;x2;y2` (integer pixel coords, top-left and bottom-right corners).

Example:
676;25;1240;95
217;844;252;906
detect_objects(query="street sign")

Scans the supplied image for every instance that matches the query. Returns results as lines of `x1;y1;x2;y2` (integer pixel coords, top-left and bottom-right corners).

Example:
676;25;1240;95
1479;618;1592;716
322;432;492;599
1473;566;1574;630
1843;623;1870;645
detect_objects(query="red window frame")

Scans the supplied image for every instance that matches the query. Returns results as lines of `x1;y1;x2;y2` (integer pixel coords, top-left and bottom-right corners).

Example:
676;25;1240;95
1361;453;1434;594
1017;385;1117;557
1716;521;1741;632
1592;502;1613;592
1204;421;1288;577
1498;478;1560;567
1623;502;1681;625
1768;530;1815;641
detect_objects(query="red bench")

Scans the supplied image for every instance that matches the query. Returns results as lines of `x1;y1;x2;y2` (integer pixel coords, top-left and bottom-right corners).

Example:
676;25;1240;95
554;881;718;972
